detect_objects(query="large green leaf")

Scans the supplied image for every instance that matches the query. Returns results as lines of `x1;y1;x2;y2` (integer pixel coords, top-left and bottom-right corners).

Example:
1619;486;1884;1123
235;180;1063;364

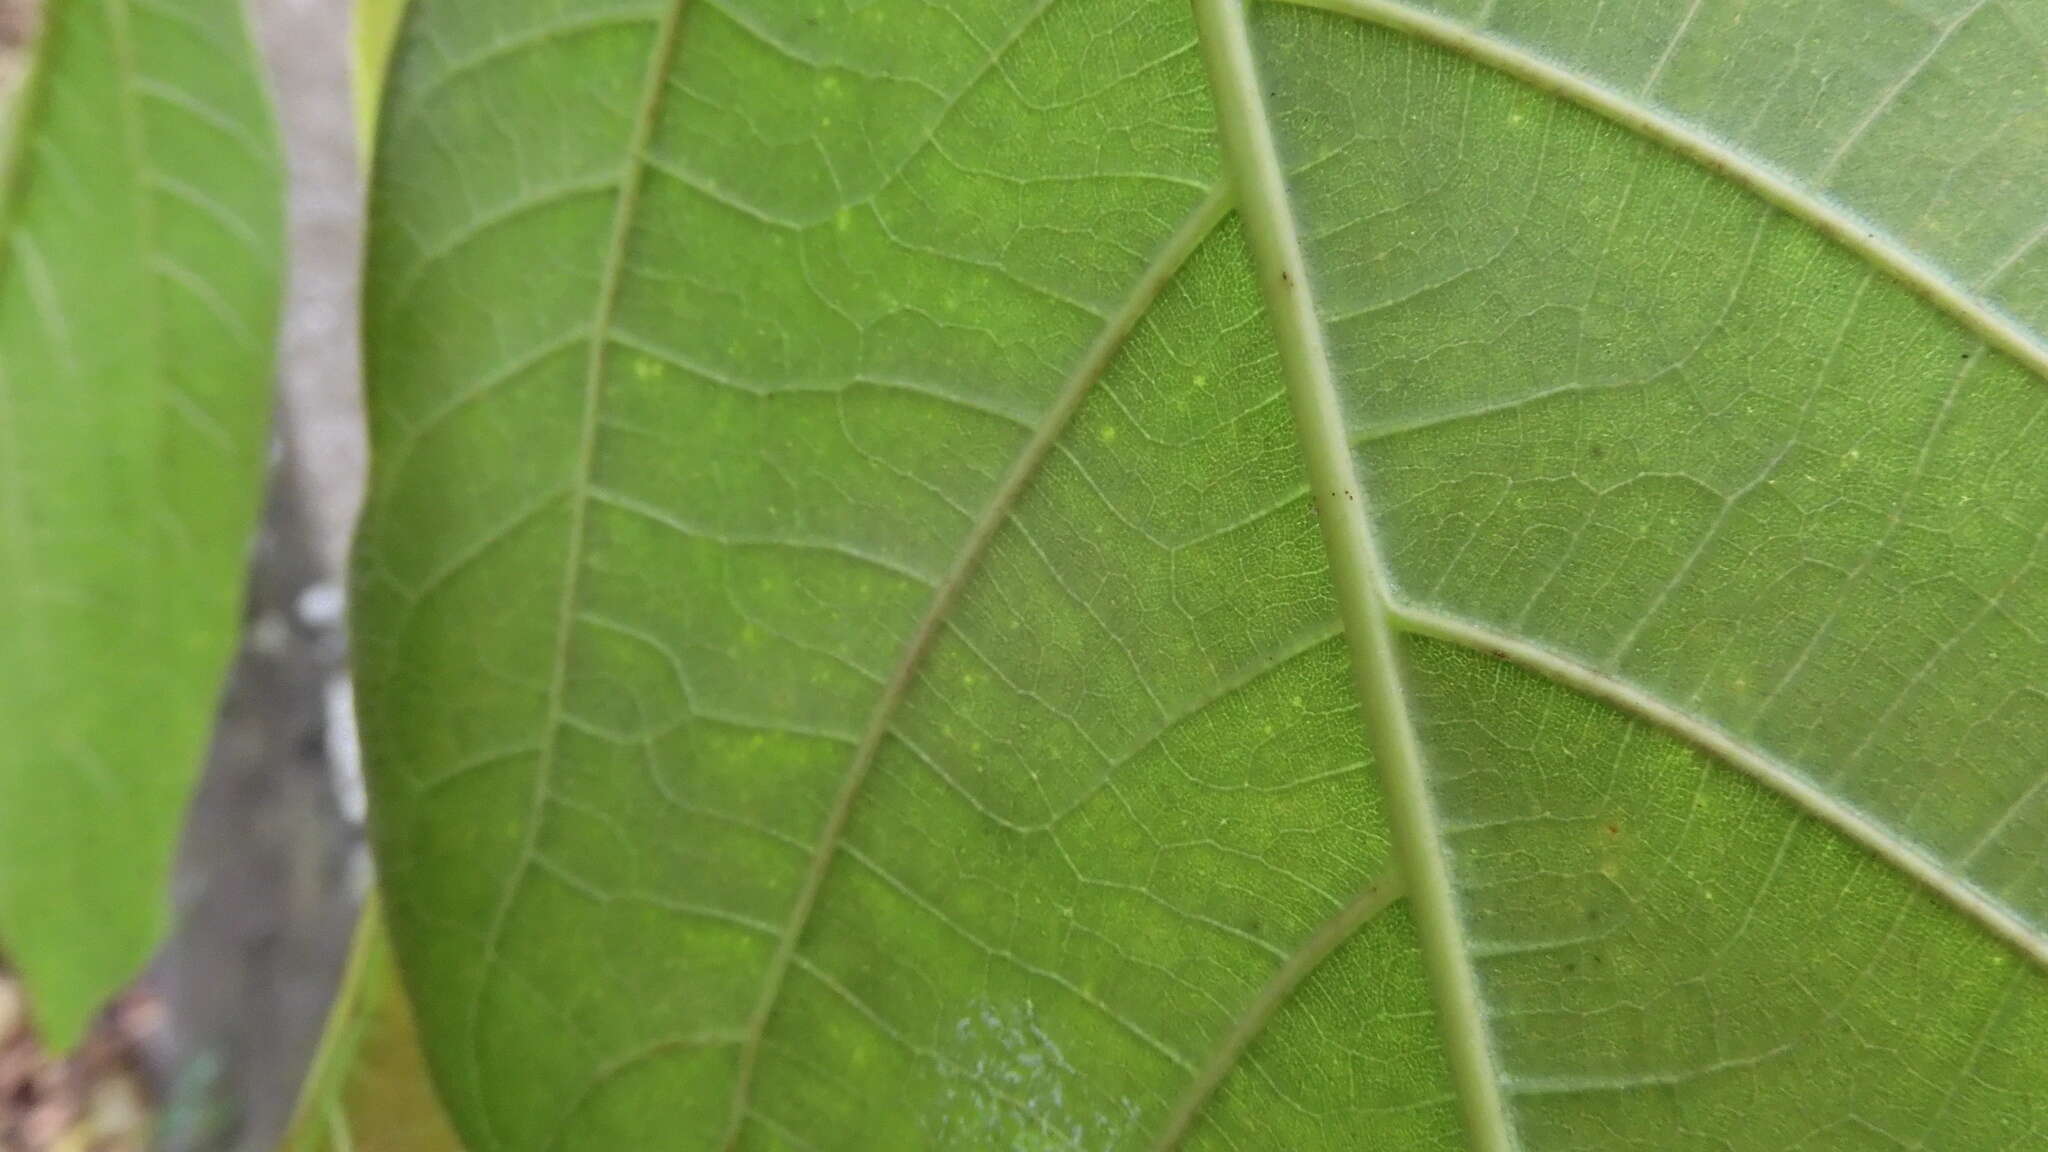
0;0;282;1048
352;0;2048;1147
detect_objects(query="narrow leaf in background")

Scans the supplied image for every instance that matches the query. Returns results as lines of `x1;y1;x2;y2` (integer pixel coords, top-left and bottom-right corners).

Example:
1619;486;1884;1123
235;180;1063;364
348;0;403;143
353;0;2048;1148
284;897;465;1152
0;0;283;1048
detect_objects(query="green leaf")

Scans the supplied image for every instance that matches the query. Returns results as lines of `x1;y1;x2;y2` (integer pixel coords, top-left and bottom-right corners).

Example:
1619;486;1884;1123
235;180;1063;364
352;0;2048;1147
0;0;282;1048
284;896;469;1152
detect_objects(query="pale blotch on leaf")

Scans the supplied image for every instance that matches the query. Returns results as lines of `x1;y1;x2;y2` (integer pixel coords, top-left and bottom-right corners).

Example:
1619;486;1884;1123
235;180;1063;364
932;1000;1140;1152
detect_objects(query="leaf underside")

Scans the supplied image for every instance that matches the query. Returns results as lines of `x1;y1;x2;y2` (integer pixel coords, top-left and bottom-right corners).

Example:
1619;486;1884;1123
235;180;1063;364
0;0;281;1048
353;0;2048;1149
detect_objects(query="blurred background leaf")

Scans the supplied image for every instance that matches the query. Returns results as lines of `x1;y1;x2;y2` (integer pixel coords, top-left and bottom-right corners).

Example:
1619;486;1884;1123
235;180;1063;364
282;899;464;1152
0;0;283;1048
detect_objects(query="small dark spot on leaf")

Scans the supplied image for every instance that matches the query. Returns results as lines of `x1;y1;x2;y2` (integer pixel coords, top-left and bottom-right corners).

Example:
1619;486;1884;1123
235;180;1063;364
1588;443;1606;460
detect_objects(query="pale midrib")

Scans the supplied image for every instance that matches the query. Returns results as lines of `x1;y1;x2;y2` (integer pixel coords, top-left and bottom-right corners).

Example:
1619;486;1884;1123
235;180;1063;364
1189;2;1516;1151
1279;0;2048;388
1393;604;2048;970
717;184;1234;1149
470;4;692;1150
1153;870;1406;1152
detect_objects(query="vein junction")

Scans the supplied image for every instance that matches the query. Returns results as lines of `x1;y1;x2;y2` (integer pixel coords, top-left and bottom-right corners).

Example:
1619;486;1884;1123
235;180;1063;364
1170;0;2048;1146
1188;0;1517;1148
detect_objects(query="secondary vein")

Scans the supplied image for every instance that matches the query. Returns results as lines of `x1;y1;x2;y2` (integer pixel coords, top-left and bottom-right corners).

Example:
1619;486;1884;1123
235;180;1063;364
1152;870;1406;1151
1275;0;2048;389
1391;603;2048;972
466;3;694;1148
717;183;1233;1149
1188;1;1515;1149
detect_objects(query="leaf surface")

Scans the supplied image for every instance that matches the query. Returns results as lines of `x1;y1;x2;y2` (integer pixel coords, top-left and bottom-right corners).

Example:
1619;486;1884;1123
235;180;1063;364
0;0;282;1047
353;0;2048;1147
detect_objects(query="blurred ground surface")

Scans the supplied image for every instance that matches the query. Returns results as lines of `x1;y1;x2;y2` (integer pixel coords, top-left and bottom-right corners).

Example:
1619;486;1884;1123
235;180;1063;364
1;965;155;1152
0;0;371;1148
